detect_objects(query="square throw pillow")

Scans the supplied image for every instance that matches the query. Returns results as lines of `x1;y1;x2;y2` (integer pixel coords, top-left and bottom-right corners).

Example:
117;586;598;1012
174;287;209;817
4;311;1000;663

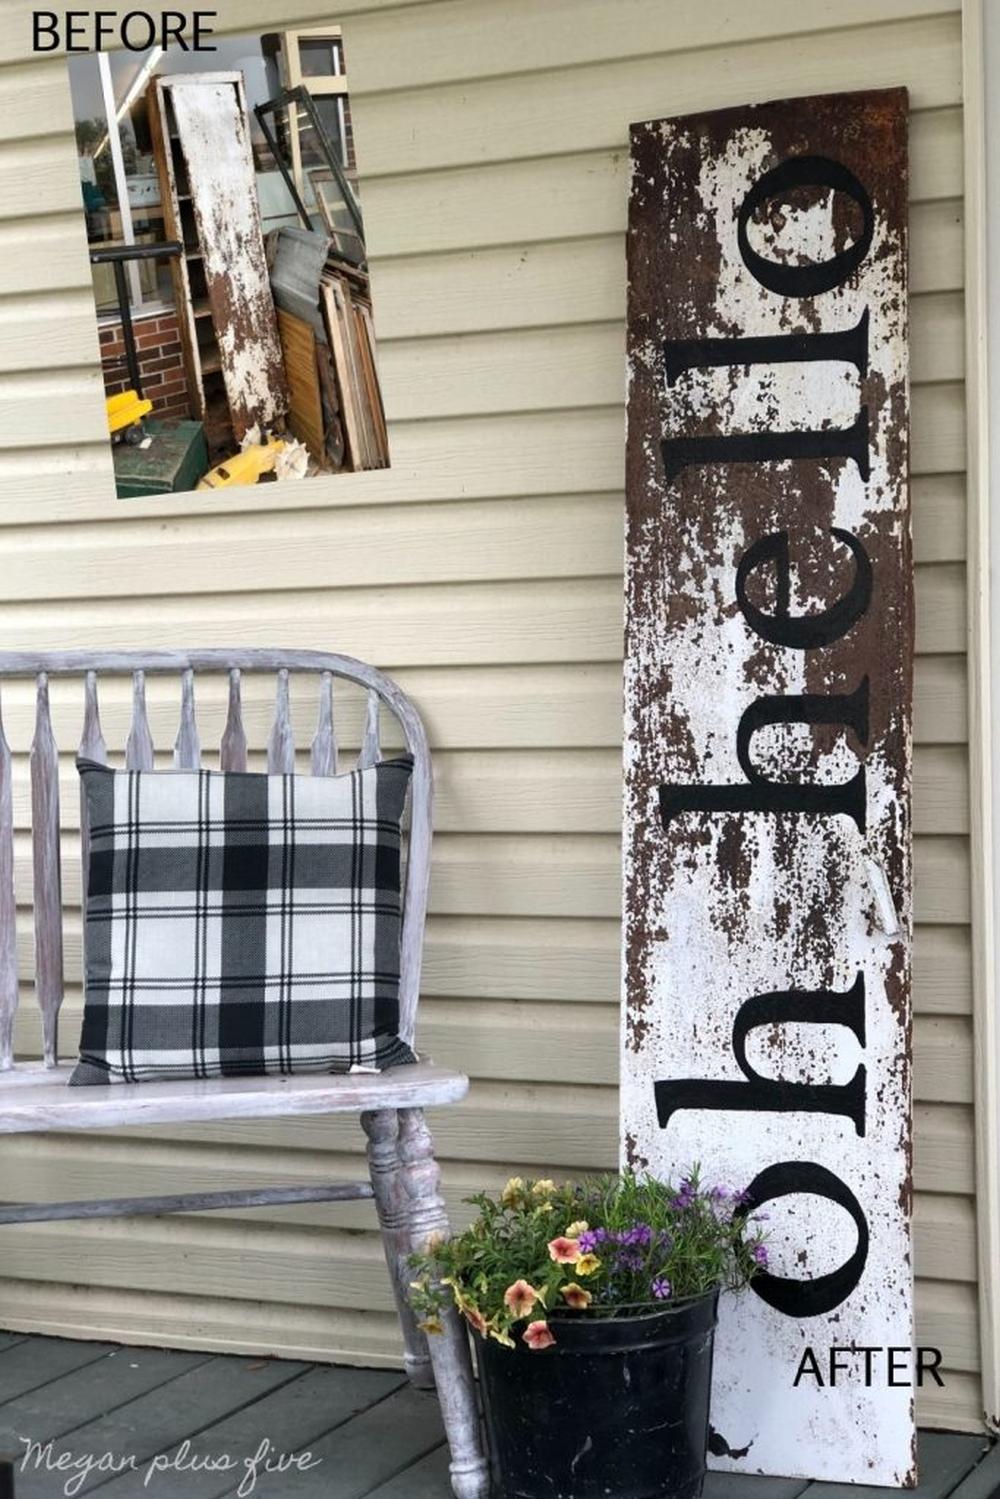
71;755;417;1085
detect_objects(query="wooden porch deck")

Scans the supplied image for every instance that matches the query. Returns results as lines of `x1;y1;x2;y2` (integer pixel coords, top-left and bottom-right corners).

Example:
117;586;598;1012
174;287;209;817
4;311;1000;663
0;1331;996;1498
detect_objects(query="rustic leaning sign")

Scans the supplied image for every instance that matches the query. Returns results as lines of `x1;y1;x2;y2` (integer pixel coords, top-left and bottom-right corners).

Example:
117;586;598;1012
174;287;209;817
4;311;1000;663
621;90;914;1486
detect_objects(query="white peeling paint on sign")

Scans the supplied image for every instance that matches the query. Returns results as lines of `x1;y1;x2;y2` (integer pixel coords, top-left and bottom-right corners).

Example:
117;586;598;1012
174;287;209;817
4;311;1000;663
621;91;915;1486
169;77;289;440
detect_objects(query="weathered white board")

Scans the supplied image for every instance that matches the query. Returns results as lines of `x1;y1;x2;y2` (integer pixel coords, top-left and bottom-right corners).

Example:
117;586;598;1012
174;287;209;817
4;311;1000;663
621;90;915;1486
169;77;289;440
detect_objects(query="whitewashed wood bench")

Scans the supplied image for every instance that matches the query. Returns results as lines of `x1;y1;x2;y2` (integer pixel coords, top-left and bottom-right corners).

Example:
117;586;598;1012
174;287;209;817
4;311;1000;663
0;649;489;1499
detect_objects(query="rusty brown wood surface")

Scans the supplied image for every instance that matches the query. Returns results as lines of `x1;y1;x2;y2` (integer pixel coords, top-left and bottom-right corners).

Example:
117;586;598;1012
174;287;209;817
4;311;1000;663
622;89;913;1485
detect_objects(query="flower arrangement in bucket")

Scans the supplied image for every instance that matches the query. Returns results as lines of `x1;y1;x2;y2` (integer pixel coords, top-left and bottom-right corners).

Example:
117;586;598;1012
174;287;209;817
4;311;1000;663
411;1171;767;1499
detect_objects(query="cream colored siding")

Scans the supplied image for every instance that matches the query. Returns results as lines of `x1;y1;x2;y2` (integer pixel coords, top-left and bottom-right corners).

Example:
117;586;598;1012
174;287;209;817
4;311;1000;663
0;0;982;1434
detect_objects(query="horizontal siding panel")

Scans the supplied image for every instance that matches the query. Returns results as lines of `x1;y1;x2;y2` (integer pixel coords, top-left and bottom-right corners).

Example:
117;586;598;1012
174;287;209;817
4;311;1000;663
0;1;959;142
0;473;965;587
0;567;964;661
0;384;967;517
0;214;96;297
0;200;959;352
358;105;962;253
0;96;962;234
375;301;961;423
0;1278;407;1365
0;739;970;835
369;202;962;337
0;287;964;392
0;195;962;308
8;996;971;1097
4;915;975;1020
0;1135;977;1283
0;654;971;748
349;27;961;178
102;1089;974;1198
347;0;960;94
1;828;972;923
0;388;968;508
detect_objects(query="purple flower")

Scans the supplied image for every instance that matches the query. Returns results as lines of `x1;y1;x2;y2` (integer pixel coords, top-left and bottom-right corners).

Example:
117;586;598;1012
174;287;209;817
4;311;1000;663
708;1185;731;1202
615;1223;652;1247
673;1180;696;1210
616;1249;644;1272
651;1277;672;1300
577;1228;609;1253
752;1244;769;1268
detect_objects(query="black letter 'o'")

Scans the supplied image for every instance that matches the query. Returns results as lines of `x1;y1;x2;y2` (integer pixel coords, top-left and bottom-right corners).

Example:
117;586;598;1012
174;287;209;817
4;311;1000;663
737;1161;869;1316
738;156;875;298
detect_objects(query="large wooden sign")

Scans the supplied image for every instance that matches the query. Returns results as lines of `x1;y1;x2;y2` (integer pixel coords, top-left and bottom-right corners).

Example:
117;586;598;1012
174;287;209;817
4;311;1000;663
621;91;914;1486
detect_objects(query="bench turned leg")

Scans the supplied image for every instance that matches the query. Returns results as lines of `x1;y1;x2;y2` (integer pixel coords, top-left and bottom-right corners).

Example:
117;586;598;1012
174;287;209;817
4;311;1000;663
361;1108;434;1390
398;1107;490;1499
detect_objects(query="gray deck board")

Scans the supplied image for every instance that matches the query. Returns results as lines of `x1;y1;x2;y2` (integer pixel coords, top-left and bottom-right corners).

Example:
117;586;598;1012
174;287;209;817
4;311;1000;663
216;1384;445;1499
0;1347;209;1453
13;1355;312;1497
0;1334;994;1499
950;1441;1000;1499
800;1433;994;1499
93;1362;404;1499
0;1339;116;1407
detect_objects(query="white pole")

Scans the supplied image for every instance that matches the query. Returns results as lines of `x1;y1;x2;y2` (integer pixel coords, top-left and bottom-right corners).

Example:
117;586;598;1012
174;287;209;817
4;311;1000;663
97;52;142;314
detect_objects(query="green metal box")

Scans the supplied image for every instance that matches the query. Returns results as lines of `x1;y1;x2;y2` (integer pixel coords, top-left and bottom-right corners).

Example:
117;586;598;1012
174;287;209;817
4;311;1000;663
114;420;209;498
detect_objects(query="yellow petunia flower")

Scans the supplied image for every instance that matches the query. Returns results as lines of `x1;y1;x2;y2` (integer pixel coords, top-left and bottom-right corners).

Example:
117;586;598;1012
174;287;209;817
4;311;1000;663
565;1221;589;1237
574;1253;601;1276
502;1177;526;1205
532;1179;557;1198
561;1283;593;1309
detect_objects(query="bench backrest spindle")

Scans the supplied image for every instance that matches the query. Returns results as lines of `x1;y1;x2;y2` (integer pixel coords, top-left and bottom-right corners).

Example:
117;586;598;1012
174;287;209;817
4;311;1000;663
174;669;201;770
221;668;248;772
311;672;337;777
30;674;64;1067
78;671;108;967
126;670;155;771
358;689;381;771
268;668;295;774
0;689;16;1070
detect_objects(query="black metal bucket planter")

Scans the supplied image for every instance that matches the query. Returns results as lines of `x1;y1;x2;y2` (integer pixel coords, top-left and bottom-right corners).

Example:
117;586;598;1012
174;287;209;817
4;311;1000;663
476;1290;719;1499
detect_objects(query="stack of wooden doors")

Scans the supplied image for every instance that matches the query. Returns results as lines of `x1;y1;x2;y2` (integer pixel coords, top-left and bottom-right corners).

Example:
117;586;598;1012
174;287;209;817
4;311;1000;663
148;72;290;457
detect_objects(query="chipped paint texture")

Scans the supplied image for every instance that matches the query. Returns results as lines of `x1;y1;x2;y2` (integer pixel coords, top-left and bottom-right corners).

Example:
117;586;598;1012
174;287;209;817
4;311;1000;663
170;80;289;440
621;91;914;1486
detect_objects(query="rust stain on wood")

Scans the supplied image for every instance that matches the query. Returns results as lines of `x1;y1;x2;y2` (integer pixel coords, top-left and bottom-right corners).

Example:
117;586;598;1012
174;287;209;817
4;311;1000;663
621;89;914;1486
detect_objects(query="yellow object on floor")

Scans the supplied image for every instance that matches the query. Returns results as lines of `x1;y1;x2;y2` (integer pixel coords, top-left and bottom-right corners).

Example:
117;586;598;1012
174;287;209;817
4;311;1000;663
196;438;287;490
106;389;154;438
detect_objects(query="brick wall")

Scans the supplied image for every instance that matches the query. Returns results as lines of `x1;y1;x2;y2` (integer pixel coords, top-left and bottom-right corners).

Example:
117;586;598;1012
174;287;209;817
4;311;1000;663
99;307;192;422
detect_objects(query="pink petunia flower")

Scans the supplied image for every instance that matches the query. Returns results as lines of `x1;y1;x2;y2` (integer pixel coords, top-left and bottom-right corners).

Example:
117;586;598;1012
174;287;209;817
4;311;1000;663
547;1236;580;1264
464;1305;489;1336
523;1320;556;1350
503;1279;541;1319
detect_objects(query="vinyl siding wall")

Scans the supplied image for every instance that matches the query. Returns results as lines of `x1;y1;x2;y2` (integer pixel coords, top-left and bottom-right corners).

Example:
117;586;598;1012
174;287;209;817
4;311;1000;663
0;0;983;1433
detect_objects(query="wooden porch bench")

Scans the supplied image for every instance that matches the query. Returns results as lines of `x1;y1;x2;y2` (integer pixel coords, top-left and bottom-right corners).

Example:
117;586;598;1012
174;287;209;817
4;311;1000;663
0;649;489;1499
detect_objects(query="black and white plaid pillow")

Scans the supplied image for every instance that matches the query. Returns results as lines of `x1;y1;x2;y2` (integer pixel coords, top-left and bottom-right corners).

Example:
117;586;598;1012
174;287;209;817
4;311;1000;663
71;755;417;1085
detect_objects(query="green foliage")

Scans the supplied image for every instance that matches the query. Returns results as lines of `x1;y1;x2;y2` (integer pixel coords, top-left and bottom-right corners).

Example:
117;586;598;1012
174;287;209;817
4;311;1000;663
409;1169;767;1353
